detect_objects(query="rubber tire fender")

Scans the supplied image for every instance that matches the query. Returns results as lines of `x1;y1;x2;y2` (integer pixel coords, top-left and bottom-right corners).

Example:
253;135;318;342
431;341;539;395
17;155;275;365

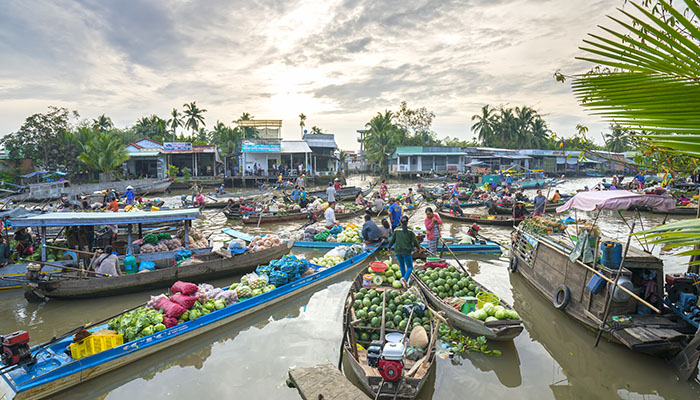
509;256;518;272
553;285;571;310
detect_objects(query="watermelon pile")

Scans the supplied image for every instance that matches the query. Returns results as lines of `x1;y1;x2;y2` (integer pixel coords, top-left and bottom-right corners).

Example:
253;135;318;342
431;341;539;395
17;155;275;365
352;287;431;343
415;265;479;299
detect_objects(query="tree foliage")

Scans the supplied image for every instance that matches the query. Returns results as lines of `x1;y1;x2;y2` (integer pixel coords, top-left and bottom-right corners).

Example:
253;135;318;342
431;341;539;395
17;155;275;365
183;102;207;135
69;128;130;174
471;105;553;149
603;124;633;153
363;110;400;174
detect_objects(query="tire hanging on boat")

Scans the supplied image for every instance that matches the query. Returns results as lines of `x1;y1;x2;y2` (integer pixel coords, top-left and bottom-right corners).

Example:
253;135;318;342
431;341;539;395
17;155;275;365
553;285;571;310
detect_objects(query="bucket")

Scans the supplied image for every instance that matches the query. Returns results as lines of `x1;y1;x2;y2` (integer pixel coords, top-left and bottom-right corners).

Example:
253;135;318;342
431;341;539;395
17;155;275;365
362;274;374;288
600;241;623;269
476;292;500;309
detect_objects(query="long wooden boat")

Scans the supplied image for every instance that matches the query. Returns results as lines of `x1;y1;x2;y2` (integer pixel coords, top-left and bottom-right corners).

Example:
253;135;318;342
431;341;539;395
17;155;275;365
309;182;376;201
487;201;565;215
650;205;698;216
412;265;523;340
9;178;173;202
342;270;437;398
511;179;555;190
22;242;293;300
240;211;311;224
510;227;699;360
0;263;63;290
334;207;367;221
293;238;502;254
0;247;379;400
437;211;522;227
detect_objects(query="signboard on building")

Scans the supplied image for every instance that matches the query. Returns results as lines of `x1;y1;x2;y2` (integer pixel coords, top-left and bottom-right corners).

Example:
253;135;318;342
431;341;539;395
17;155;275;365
241;143;281;153
163;142;193;152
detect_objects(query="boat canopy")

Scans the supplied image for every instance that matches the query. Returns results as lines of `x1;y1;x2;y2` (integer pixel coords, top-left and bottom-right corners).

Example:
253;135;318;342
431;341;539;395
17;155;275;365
9;209;200;227
556;190;676;213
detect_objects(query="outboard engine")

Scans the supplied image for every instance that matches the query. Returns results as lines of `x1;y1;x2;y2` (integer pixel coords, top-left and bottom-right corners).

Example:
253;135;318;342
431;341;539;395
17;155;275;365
1;331;33;367
25;263;42;283
377;342;404;382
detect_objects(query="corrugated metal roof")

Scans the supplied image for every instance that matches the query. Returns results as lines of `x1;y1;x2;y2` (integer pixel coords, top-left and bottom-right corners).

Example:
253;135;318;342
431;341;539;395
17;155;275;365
281;140;312;153
304;134;337;148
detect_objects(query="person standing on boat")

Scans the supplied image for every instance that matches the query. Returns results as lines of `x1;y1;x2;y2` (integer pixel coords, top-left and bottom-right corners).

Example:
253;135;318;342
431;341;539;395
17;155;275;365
388;197;403;230
424;207;442;255
94;245;121;277
451;180;460;197
405;188;414;204
387;216;421;287
122;185;135;206
533;189;546;216
333;178;342;191
324;202;340;229
379;179;388;200
0;237;10;267
506;174;513;189
299;187;308;208
513;202;530;220
361;214;383;244
291;185;301;204
326;182;337;203
190;182;199;201
449;194;464;217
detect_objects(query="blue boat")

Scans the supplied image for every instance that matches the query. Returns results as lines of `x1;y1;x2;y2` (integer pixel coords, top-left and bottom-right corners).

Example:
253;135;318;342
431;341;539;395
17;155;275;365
586;172;604;177
292;238;502;254
0;248;378;399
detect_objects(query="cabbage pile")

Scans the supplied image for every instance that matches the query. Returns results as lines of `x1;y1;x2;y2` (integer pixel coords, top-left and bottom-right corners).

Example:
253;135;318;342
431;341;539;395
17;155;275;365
309;255;344;268
337;226;361;243
108;307;166;343
467;303;520;322
229;272;276;300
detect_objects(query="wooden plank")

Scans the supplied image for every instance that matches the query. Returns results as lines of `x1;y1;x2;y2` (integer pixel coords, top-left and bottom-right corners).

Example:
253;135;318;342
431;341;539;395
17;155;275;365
288;364;370;400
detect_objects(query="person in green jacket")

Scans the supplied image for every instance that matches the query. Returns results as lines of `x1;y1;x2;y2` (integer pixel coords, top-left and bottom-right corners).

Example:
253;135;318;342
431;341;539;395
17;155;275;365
387;216;421;287
0;236;10;266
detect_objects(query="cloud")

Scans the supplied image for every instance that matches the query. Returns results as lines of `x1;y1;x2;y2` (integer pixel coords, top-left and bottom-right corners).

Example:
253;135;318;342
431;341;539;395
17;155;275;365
0;0;620;148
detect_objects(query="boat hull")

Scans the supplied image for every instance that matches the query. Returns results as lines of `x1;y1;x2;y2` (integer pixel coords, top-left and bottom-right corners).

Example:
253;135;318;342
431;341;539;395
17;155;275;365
292;240;502;254
0;264;62;290
11;178;173;202
241;212;310;224
25;243;292;299
437;211;521;226
2;249;378;400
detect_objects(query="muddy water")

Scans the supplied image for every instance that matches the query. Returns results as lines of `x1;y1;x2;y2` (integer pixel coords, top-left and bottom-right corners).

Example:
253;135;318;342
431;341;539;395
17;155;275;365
1;176;699;399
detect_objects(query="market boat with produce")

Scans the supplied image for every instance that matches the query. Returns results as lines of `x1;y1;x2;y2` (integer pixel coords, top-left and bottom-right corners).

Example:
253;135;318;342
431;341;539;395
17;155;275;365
0;247;379;399
341;263;437;399
486;199;566;215
437;210;522;226
22;233;292;301
307;182;376;201
413;260;523;340
510;191;700;378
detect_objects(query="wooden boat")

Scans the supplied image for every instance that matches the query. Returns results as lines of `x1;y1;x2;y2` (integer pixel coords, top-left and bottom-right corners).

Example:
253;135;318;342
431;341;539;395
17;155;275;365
22;242;293;300
412;264;523;340
586;172;604;177
293;238;502;254
309;182;376;202
509;191;700;371
0;263;63;290
8;178;173;202
511;179;555;190
241;211;311;224
650;205;698;216
0;248;379;400
487;201;565;215
334;207;367;221
341;270;437;399
437;211;522;227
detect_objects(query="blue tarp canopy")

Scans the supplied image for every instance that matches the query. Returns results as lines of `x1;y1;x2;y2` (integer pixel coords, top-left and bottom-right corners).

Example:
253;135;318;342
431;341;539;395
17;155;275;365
21;171;49;179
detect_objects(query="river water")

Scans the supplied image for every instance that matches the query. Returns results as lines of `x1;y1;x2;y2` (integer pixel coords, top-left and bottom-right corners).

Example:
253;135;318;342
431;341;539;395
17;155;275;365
1;176;699;399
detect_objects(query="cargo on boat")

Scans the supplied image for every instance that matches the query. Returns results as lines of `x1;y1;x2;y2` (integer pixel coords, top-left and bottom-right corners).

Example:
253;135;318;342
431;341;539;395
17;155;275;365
437;210;522;226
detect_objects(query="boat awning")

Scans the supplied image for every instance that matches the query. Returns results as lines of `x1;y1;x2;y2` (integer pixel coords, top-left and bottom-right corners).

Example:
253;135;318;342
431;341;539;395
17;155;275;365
556;191;676;213
281;141;312;153
467;161;488;167
9;209;200;227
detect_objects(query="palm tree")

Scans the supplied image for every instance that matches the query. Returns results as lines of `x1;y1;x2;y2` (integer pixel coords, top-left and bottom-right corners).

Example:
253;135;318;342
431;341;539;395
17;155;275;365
530;118;551;149
77;130;130;174
338;150;348;174
603;124;631;153
299;113;307;135
92;114;113;132
168;108;182;139
363;110;400;174
471;105;495;146
183;102;207;135
236;112;256;139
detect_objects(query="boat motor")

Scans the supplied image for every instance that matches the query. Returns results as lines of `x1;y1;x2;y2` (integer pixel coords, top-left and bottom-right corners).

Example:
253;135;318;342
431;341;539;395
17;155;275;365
1;331;33;367
666;273;699;303
377;342;404;382
25;262;42;283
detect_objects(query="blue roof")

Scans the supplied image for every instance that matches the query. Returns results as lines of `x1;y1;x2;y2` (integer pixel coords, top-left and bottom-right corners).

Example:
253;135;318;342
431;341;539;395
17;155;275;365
9;209;200;227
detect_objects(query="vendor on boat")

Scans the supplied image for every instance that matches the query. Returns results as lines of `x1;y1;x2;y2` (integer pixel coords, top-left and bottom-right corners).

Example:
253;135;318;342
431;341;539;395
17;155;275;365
107;197;119;212
405;188;414;204
371;194;385;214
515;190;528;202
379;219;392;240
333;178;342;191
513;201;530;220
326;182;337;203
389;197;403;230
193;192;205;207
94;245;121;277
355;191;368;207
299;187;308;208
291;185;301;204
361;214;383;244
424;207;442;255
379;179;388;200
295;174;305;188
550;190;561;203
533;189;546;216
324;201;340;229
14;227;34;257
387;215;421;287
122;185;135;206
449;194;464;217
0;237;10;267
190;182;200;201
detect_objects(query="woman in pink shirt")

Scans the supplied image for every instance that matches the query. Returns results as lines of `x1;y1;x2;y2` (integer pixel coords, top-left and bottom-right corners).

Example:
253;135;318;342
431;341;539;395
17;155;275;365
424;207;442;254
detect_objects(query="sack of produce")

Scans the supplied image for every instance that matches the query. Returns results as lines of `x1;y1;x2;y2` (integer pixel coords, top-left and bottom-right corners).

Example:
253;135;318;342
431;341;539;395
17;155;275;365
143;233;159;245
175;249;193;261
424;261;447;269
170;293;197;309
171;280;198;295
140;243;155;253
325;246;347;260
214;289;238;306
138;260;156;272
155;298;186;318
269;270;288;287
146;294;168;309
163;316;178;328
330;225;343;235
228;239;246;250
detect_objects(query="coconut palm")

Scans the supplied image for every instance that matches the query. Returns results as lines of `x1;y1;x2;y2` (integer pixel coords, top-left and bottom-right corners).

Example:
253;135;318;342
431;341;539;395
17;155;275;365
299;113;306;135
363;111;400;173
471;105;496;145
183;102;207;135
338;150;348;174
77;130;130;174
236;112;256;139
168;108;182;139
603;124;631;153
569;0;700;272
92;114;113;132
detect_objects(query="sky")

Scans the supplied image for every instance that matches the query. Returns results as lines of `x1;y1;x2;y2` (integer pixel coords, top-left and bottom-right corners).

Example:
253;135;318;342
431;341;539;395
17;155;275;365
0;0;624;150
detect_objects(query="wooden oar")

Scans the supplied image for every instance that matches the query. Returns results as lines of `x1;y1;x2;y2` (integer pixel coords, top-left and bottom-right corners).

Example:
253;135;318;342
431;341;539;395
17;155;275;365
594;222;635;347
439;237;467;273
20;259;110;278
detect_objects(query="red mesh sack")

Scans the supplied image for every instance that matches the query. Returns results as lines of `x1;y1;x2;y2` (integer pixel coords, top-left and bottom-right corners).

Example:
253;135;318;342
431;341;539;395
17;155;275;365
171;280;198;295
156;298;186;318
170;293;197;309
163;316;178;328
424;262;448;269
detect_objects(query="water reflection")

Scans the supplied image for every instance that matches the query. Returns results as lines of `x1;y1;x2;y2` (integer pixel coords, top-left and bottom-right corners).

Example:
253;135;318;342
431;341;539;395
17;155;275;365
510;272;700;399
